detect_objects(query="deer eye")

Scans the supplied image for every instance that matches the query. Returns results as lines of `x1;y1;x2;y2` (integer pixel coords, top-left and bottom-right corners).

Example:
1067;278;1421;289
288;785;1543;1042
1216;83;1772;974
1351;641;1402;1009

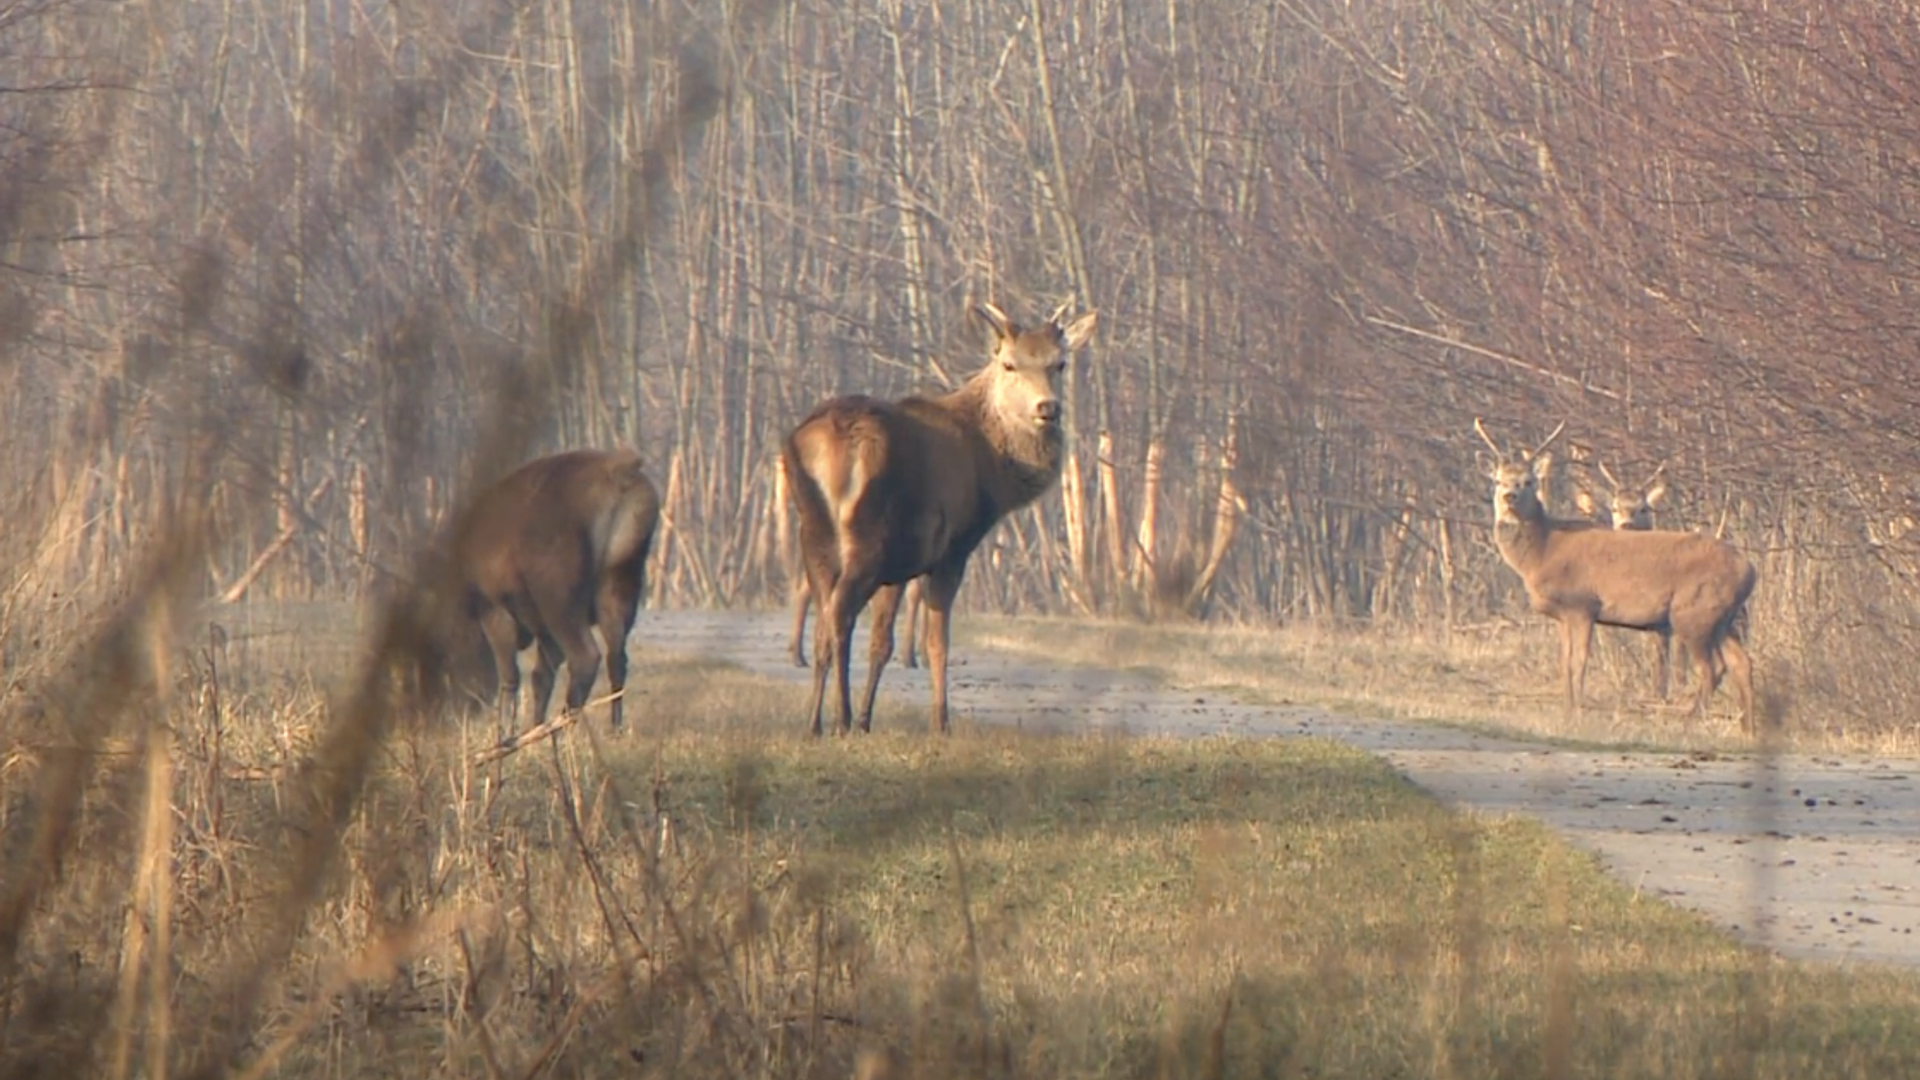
1048;360;1066;375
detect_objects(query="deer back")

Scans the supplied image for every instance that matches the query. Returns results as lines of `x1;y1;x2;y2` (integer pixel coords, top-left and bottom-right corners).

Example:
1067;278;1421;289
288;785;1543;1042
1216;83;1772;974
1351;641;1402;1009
455;449;656;593
786;395;997;577
786;303;1096;578
1504;520;1754;628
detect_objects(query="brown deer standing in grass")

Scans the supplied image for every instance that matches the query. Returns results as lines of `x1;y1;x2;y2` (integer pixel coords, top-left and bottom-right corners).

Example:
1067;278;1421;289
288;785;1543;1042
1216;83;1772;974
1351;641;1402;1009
784;300;1098;735
1474;420;1758;731
1575;459;1688;701
438;448;660;735
788;574;924;669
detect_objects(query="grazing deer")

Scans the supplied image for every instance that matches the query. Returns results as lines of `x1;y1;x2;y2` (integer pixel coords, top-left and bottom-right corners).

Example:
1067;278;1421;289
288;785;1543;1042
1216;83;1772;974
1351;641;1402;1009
784;300;1098;734
437;448;660;735
1474;420;1758;731
788;574;924;670
1576;459;1687;700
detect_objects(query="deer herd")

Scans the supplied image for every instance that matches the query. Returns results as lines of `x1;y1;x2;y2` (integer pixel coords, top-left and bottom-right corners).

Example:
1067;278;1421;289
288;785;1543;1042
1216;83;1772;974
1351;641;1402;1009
419;298;1765;743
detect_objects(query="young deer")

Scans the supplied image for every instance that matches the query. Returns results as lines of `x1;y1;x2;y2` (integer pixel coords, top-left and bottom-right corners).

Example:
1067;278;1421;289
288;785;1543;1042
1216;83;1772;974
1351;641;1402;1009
1576;459;1686;700
784;300;1098;734
438;448;660;735
1575;460;1669;532
1475;420;1758;731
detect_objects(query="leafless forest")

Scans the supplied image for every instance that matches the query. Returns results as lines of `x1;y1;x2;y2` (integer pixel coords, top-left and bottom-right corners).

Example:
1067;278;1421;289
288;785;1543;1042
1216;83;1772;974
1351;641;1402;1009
6;0;1920;731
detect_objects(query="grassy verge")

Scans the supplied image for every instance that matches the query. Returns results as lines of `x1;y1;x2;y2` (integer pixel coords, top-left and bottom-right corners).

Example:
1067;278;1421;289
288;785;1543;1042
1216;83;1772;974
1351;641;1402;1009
958;613;1888;755
8;654;1920;1078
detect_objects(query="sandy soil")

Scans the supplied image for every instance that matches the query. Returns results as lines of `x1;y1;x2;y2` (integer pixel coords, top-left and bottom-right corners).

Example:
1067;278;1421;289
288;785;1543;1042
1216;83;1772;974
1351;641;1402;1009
642;608;1920;971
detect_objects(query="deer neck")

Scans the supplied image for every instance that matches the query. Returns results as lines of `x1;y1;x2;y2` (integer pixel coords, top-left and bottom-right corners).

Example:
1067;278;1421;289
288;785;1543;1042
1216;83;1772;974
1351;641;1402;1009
944;379;1065;511
1492;512;1554;571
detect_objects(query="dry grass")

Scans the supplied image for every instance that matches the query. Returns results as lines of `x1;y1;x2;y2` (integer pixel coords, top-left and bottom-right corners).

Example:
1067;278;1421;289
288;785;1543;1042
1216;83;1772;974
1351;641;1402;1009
6;610;1920;1079
961;613;1914;757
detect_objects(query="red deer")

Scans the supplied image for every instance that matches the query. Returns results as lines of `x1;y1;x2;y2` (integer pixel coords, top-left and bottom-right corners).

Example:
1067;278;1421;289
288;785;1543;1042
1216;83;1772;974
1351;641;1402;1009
1582;455;1674;530
784;300;1098;734
788;574;925;670
1575;459;1686;700
1474;420;1758;731
437;448;660;735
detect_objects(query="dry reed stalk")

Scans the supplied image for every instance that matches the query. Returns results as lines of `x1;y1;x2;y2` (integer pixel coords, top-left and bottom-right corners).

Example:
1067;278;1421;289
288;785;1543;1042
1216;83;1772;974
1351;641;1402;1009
0;536;201;988
175;15;779;1069
464;689;625;766
230;906;492;1080
105;716;174;1080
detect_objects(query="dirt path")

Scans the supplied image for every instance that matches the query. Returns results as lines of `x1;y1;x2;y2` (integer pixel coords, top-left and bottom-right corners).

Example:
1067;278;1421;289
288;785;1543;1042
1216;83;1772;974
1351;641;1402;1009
644;609;1920;971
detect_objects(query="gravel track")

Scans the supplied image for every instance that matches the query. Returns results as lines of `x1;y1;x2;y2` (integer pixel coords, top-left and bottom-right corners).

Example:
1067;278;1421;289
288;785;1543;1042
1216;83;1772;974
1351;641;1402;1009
644;608;1920;971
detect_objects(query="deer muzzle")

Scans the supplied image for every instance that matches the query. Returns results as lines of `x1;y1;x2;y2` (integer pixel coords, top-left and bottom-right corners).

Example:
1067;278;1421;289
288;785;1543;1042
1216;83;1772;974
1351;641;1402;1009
1034;399;1062;426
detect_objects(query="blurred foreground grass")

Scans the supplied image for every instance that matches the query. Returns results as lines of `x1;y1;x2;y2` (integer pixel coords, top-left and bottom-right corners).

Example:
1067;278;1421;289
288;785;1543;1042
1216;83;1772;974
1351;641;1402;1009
4;613;1920;1078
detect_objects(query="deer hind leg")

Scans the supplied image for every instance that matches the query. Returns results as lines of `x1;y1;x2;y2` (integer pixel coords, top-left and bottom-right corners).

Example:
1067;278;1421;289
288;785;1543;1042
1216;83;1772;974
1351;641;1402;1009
528;632;564;728
1682;631;1721;721
528;575;604;725
801;552;839;737
1716;629;1756;734
552;616;604;722
595;567;643;732
824;570;880;735
921;565;965;735
856;582;905;732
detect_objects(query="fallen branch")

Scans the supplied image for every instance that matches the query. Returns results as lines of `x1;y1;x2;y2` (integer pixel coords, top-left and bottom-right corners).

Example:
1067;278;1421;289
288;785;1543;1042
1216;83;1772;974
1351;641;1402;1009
218;475;335;603
467;689;625;766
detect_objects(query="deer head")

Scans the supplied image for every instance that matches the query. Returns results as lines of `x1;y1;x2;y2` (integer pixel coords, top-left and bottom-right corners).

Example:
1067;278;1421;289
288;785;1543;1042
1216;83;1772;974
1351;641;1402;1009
1474;417;1564;526
1594;460;1668;530
973;300;1098;434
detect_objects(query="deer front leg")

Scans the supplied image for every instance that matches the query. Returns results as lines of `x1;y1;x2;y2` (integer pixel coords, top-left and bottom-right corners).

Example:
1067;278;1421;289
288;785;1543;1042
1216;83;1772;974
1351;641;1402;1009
1560;615;1595;716
902;578;922;669
920;566;965;734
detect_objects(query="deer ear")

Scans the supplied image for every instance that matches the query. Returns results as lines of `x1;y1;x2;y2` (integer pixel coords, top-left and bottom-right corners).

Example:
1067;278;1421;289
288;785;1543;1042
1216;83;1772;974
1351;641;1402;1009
974;302;1014;340
1060;310;1098;352
1575;490;1597;516
1645;483;1668;508
1531;451;1555;483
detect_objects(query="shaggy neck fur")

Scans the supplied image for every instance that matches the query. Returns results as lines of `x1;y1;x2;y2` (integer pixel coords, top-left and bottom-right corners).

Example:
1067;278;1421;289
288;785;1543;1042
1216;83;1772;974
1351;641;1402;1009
1493;499;1559;571
943;372;1065;512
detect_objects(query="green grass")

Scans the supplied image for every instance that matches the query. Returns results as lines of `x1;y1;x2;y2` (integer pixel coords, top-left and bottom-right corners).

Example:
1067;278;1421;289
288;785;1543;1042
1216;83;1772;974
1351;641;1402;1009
958;613;1820;755
10;620;1920;1078
458;668;1920;1079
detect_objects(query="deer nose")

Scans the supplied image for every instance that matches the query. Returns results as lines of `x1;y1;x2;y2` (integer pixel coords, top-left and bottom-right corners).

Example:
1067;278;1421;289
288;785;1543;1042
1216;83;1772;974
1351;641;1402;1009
1034;399;1061;424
